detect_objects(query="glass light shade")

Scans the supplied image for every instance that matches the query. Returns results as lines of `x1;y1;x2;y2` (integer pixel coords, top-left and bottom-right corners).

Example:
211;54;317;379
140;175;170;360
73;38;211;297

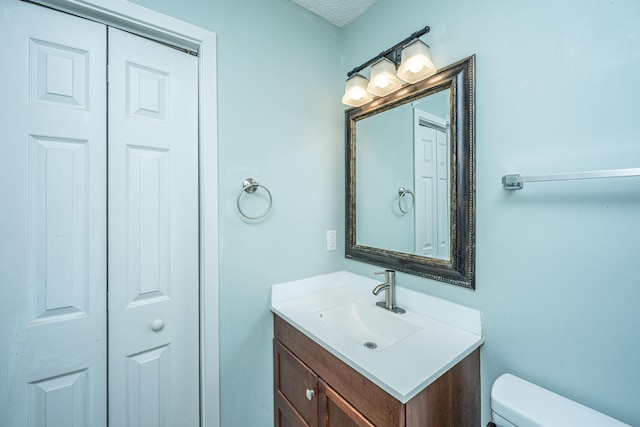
397;39;437;84
341;74;373;107
366;58;402;97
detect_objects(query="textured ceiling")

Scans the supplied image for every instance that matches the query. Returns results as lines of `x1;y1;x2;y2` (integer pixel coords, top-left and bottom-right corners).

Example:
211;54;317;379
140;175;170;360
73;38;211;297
289;0;378;28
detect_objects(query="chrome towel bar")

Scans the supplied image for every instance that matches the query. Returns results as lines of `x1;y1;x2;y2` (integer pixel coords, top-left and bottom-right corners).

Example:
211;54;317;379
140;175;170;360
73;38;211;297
502;168;640;190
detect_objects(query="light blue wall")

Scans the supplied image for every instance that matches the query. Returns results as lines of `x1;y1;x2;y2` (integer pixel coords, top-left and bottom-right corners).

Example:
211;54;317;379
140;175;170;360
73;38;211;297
128;0;344;425
414;89;449;121
129;0;640;425
356;104;414;252
344;0;640;425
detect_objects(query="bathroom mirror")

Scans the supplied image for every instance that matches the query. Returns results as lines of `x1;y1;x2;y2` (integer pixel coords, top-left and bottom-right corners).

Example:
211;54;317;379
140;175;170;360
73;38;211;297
346;55;475;288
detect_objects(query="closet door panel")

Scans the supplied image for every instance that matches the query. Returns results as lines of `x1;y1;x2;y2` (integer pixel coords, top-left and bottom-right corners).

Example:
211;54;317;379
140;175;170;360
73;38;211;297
107;27;200;427
0;2;107;426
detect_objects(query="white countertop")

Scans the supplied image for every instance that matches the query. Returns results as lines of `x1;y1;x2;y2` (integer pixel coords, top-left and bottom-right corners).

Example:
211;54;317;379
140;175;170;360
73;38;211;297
271;271;484;403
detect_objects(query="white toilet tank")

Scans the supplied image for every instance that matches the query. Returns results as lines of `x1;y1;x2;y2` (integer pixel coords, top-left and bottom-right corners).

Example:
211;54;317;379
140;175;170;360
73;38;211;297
490;373;630;427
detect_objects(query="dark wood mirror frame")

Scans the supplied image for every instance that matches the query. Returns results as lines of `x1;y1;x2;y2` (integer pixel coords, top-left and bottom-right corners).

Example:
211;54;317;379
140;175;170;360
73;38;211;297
345;55;475;289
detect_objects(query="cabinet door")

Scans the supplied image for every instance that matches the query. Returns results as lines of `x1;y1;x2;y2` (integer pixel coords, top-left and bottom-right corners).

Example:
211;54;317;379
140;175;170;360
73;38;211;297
274;340;318;427
318;380;375;427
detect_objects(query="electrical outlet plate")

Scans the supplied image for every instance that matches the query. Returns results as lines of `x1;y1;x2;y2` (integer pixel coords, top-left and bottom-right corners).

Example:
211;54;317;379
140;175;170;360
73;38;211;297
326;230;337;251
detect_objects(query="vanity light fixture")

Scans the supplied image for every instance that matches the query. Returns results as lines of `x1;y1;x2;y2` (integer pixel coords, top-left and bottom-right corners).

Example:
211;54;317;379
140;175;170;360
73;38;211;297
396;39;437;83
342;73;373;107
341;25;435;107
367;58;402;97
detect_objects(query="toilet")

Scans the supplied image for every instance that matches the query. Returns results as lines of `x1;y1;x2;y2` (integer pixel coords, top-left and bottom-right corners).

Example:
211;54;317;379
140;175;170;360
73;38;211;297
489;373;630;427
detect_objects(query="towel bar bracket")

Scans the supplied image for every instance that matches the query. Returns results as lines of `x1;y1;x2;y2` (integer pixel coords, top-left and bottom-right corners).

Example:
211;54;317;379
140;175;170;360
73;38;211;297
502;174;524;190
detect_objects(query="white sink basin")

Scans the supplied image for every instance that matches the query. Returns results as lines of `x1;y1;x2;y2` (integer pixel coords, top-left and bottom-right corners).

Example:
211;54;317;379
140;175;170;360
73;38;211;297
311;299;421;350
271;272;484;403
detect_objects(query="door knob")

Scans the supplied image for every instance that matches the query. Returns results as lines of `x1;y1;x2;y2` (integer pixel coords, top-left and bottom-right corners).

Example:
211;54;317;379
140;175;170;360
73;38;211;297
305;389;315;401
151;319;165;332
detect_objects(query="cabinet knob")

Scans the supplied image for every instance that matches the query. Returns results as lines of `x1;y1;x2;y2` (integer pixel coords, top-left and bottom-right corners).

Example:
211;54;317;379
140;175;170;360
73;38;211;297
151;319;165;331
305;389;315;401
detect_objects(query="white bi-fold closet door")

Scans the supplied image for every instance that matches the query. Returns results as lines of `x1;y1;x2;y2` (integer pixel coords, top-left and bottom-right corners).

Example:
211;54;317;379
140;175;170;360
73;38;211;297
0;1;200;426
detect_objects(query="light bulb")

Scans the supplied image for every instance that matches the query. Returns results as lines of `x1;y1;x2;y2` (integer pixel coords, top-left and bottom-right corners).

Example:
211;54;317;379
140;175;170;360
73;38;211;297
407;59;424;74
375;76;390;88
350;87;366;100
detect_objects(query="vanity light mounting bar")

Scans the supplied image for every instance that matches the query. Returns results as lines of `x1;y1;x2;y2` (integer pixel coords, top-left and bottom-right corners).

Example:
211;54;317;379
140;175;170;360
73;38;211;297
346;25;430;78
502;168;640;190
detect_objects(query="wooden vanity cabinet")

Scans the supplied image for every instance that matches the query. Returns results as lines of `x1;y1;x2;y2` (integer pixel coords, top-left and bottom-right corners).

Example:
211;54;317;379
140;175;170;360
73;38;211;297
275;340;373;427
273;315;480;427
318;379;376;427
275;338;318;426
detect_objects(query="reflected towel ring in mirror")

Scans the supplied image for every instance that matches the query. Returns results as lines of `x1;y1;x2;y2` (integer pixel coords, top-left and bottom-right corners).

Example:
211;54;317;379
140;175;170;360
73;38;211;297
398;187;415;214
237;177;272;220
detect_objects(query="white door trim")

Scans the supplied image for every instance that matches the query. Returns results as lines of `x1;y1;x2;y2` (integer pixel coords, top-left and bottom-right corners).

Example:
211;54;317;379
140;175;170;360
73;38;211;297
29;1;220;426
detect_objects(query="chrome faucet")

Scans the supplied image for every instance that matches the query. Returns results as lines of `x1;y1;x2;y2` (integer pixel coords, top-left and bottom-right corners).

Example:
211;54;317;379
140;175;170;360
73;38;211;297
372;270;405;314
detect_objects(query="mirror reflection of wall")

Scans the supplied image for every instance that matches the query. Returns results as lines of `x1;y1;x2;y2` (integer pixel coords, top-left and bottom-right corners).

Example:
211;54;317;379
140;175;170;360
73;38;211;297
355;88;450;259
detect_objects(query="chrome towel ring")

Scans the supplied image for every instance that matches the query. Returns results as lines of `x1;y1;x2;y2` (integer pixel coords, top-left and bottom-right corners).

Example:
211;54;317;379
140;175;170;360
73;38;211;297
398;187;414;214
237;177;272;220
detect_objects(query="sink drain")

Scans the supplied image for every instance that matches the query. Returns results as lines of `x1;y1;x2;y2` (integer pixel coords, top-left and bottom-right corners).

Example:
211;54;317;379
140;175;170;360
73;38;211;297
363;342;377;350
